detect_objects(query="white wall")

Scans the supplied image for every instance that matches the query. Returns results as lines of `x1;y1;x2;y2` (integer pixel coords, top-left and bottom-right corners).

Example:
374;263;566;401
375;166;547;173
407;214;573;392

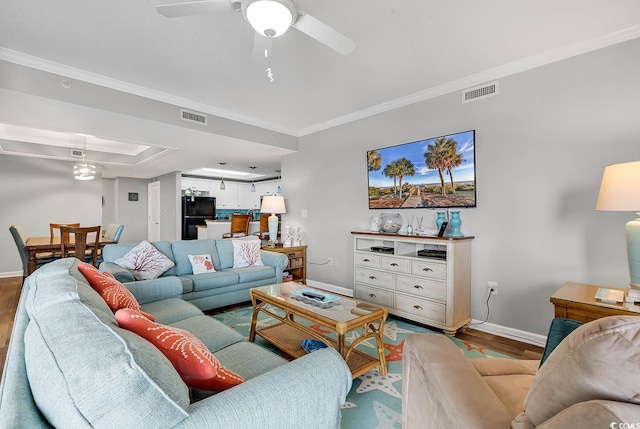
155;171;181;241
282;38;640;335
112;177;150;244
0;156;102;274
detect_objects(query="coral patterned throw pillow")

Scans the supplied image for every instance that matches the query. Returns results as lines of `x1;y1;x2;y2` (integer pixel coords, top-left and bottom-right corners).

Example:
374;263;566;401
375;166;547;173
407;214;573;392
232;238;264;268
77;262;154;321
115;309;244;391
115;240;175;280
188;254;215;275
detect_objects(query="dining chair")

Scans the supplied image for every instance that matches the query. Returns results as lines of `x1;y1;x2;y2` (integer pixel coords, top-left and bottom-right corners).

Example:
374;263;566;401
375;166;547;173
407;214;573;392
50;223;81;241
60;225;101;267
9;224;55;277
258;215;270;240
222;214;251;238
104;224;124;243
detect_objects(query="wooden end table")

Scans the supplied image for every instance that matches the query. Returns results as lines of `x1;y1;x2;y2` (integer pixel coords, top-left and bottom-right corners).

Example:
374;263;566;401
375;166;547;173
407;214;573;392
249;282;388;379
550;281;640;323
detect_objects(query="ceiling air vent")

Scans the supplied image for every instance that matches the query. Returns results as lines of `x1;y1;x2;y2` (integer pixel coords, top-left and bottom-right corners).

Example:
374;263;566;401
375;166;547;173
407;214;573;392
71;149;84;157
462;81;499;104
180;109;208;125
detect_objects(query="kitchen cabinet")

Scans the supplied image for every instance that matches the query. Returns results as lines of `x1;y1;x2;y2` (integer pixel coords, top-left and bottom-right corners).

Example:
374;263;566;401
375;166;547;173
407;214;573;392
181;177;281;210
352;232;473;335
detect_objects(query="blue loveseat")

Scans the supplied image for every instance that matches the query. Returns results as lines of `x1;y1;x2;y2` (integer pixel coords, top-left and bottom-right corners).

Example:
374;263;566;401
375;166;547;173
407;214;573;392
100;238;289;311
0;258;352;428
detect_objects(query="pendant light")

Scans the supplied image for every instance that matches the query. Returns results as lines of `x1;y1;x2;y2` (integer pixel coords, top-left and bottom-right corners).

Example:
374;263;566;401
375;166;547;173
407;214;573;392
275;169;282;195
74;136;96;180
249;166;257;192
219;162;227;190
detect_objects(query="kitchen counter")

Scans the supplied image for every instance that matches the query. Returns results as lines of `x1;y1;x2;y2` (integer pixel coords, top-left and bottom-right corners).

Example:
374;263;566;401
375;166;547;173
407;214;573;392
204;220;261;239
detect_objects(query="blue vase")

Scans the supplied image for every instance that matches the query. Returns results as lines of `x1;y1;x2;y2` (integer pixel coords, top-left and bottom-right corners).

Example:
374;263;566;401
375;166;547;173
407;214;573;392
447;211;463;237
435;212;446;230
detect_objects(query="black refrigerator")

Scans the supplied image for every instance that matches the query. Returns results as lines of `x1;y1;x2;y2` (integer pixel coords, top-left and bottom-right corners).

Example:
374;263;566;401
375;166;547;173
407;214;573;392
182;196;215;240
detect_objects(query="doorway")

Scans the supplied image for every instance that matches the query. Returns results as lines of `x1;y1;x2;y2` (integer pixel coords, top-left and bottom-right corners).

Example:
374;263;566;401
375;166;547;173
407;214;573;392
148;181;160;241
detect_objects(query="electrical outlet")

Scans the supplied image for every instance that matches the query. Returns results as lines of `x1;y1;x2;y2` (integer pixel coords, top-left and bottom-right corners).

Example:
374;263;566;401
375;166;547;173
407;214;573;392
487;281;498;295
327;257;334;266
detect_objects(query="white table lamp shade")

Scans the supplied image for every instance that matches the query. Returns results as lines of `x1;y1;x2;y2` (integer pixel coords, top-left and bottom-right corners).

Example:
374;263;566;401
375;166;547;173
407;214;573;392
261;195;286;243
596;161;640;287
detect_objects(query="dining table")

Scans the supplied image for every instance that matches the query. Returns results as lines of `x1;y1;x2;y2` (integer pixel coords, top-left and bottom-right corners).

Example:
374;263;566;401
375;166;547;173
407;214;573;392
24;235;115;275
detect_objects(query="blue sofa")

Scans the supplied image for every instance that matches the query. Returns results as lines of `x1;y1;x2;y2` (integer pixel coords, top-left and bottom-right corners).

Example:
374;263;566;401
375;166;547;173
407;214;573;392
100;238;289;311
0;258;352;428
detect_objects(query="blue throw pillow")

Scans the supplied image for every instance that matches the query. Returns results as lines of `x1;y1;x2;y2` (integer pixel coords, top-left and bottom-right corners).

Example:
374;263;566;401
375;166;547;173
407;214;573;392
539;317;582;367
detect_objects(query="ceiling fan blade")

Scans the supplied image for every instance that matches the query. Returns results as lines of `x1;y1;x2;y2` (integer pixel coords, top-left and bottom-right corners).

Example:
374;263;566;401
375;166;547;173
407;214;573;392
292;13;356;55
156;0;233;18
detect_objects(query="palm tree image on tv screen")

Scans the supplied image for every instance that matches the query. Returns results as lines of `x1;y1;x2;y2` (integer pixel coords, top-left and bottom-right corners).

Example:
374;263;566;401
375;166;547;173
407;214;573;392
367;130;476;209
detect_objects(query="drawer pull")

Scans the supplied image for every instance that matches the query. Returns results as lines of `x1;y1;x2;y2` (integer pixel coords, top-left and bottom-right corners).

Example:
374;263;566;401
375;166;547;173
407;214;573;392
422;267;433;272
287;252;295;257
413;285;423;289
363;258;371;262
390;263;399;267
369;293;377;298
413;305;423;310
369;276;377;280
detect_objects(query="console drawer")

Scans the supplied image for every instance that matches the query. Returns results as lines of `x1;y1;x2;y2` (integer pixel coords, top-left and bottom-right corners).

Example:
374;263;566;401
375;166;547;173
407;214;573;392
411;260;446;280
355;252;380;268
396;275;446;301
395;294;445;323
355;284;394;308
355;268;394;289
380;256;410;273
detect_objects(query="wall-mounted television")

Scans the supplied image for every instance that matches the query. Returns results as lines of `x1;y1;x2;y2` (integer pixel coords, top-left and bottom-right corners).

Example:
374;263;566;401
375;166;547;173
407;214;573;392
367;130;476;209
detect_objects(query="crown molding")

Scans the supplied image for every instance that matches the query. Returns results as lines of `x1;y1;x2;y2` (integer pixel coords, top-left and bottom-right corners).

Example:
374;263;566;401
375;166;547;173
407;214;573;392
297;24;640;136
2;24;639;138
0;48;299;137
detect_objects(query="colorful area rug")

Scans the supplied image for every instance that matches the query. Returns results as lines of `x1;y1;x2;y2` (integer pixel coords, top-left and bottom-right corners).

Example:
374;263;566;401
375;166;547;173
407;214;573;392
212;306;512;429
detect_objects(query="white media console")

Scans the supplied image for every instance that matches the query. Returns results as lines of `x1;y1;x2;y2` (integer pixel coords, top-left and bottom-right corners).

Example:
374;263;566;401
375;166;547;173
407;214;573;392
352;231;474;335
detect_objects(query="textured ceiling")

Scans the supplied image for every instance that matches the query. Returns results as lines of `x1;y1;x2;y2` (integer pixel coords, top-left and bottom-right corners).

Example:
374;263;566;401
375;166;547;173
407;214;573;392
0;0;639;178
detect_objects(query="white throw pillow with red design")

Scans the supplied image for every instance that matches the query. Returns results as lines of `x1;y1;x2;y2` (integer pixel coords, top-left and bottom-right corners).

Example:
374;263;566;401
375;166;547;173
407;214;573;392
188;254;215;275
115;240;175;280
232;237;264;268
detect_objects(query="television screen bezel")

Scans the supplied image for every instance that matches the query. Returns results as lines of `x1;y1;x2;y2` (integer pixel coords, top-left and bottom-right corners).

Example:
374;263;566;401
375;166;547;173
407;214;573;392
367;129;476;210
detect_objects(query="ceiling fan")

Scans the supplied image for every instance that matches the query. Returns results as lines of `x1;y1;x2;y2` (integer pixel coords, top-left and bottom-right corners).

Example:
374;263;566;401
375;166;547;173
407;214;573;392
156;0;356;56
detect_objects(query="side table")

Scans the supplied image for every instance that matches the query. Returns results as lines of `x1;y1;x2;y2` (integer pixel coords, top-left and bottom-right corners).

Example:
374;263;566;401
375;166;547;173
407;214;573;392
550;281;640;323
262;245;307;284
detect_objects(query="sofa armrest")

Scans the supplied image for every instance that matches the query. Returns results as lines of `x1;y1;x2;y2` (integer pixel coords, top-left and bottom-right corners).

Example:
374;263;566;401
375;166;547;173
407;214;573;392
402;333;514;429
530;400;640;429
99;262;135;283
260;250;289;271
177;348;352;429
123;277;183;304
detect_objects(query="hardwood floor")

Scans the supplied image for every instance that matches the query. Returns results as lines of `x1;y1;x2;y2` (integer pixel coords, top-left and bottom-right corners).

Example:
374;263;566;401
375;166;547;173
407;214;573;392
0;276;543;378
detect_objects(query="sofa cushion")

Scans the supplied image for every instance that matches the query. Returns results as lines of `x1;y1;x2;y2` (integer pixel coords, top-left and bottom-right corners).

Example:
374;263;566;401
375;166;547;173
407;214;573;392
23;259;189;428
172;240;222;274
77;261;155;320
141;297;204;325
524;316;640;425
170;315;245;353
232;265;276;283
115;309;245;392
115;240;175;280
103;241;176;276
189;271;240;292
215;238;235;269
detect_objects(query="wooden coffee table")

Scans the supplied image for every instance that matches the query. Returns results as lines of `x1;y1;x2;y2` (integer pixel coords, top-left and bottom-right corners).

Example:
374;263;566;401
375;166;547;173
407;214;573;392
249;283;388;379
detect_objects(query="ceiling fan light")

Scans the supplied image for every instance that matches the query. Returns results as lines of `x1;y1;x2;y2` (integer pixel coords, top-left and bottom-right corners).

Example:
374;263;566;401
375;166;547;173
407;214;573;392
244;0;295;38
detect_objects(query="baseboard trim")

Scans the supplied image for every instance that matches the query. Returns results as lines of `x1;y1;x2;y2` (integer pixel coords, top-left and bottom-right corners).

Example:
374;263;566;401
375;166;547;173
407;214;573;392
308;278;547;347
470;319;547;348
0;271;23;279
306;280;353;298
